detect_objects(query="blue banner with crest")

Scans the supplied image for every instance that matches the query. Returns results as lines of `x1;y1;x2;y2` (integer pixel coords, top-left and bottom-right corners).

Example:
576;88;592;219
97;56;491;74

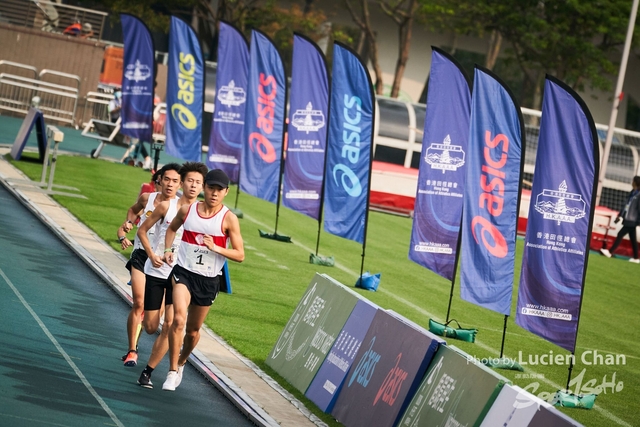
323;43;374;244
408;47;470;281
120;14;155;142
516;76;598;352
282;34;329;220
165;16;204;161
460;67;524;316
207;21;249;182
240;30;287;203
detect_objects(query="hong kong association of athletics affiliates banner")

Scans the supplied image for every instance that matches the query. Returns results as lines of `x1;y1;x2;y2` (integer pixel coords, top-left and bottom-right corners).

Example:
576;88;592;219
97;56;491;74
409;47;471;281
165;16;204;161
460;67;525;315
120;14;155;142
240;30;287;203
323;42;374;244
516;76;598;352
282;33;329;220
207;21;249;182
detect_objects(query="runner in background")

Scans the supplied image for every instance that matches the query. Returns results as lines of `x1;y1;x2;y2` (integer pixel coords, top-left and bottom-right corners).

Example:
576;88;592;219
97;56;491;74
134;162;207;388
161;169;244;391
117;163;182;367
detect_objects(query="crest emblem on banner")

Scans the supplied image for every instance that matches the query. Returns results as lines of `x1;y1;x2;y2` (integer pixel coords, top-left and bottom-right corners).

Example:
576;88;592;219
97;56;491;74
218;80;247;107
425;135;465;173
291;102;325;133
534;180;586;224
124;60;151;82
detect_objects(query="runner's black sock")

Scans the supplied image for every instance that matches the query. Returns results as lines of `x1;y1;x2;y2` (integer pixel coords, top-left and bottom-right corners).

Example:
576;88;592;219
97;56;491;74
142;365;154;376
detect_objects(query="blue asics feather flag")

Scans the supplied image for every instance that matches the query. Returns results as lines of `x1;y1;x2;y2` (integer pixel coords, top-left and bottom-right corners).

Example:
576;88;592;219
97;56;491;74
516;76;598;352
120;14;155;142
240;30;287;203
460;67;524;315
282;34;329;220
165;16;204;161
409;47;471;281
207;21;249;182
323;43;374;244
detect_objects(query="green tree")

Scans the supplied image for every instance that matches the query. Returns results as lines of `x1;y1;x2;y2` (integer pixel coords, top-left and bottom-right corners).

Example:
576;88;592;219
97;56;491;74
420;0;640;109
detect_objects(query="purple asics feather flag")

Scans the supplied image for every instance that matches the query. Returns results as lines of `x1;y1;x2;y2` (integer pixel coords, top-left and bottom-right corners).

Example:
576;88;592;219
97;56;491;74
516;76;598;352
240;30;287;204
323;42;375;244
120;14;155;142
460;67;525;315
409;47;470;281
207;21;249;182
165;16;204;161
282;34;329;220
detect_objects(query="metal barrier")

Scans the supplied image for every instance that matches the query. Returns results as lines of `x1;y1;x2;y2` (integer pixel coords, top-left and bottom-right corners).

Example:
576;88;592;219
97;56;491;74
370;100;640;211
0;73;79;127
0;60;38;79
81;91;113;127
0;0;108;41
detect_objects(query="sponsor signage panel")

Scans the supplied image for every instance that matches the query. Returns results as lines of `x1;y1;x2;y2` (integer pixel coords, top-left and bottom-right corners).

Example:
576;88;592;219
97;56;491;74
331;310;444;427
266;274;360;393
305;299;378;412
397;345;509;427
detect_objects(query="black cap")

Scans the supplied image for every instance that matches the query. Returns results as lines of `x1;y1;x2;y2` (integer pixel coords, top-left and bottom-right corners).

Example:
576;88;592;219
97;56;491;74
205;169;229;188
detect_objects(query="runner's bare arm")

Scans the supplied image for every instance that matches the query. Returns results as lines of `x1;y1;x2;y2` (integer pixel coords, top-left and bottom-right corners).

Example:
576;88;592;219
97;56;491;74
122;192;149;232
208;212;244;262
137;201;169;268
163;203;189;264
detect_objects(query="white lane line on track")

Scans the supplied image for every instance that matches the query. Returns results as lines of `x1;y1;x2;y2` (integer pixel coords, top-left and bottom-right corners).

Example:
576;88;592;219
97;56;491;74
242;213;631;427
0;267;125;427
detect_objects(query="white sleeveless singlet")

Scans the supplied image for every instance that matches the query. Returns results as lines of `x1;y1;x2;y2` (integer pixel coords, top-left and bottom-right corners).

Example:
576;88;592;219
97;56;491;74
133;192;158;251
176;202;229;278
144;198;183;279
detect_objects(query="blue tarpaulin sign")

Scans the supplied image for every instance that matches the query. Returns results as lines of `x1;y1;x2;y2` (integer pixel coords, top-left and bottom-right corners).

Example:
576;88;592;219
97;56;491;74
165;16;204;161
323;42;374;244
516;76;598;352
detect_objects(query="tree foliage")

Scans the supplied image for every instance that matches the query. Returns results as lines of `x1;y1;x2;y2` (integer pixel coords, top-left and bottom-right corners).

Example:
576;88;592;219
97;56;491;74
420;0;640;108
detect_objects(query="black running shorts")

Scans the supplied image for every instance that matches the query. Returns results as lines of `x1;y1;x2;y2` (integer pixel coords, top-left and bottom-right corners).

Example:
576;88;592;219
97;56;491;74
170;264;220;307
144;274;172;310
125;248;148;273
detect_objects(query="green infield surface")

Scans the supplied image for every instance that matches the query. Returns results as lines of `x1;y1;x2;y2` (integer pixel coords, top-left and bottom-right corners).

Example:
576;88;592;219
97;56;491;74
7;152;639;427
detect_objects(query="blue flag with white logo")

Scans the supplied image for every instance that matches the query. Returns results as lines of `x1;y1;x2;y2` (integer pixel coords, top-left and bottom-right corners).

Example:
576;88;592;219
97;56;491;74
165;16;204;161
240;30;287;203
409;47;471;281
282;34;329;220
120;14;155;142
207;21;249;182
460;67;524;316
323;43;374;244
516;76;598;352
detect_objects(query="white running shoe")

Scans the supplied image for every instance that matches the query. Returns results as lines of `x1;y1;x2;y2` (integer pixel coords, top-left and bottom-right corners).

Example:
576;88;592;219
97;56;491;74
629;258;640;264
162;371;178;391
175;364;185;388
143;156;152;170
600;248;612;258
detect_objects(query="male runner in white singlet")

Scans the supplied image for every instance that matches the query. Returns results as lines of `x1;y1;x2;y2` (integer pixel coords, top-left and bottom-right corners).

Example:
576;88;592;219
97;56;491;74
134;162;207;388
118;163;181;367
161;169;244;391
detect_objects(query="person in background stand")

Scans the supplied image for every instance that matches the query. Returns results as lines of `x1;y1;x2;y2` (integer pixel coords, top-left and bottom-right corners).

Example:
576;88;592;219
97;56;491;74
601;175;640;263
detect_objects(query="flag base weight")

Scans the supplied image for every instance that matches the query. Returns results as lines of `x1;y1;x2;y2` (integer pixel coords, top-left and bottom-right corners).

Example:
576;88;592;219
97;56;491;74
482;357;524;371
552;390;597;409
309;253;335;267
259;229;292;242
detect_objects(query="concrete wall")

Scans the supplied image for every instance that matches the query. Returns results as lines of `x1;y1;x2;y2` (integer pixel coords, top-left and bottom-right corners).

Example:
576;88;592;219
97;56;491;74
0;23;168;124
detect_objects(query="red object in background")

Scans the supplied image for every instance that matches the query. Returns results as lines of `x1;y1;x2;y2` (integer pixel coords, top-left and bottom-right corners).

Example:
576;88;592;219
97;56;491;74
63;22;82;36
100;46;124;87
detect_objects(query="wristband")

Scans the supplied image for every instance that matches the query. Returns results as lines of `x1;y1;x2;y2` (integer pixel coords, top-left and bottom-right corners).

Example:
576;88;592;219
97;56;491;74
118;236;126;242
164;248;173;253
